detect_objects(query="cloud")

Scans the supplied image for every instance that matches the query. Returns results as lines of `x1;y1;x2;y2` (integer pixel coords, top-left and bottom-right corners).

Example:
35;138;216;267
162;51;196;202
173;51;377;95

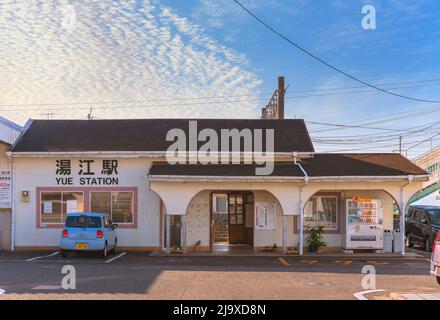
191;0;307;43
0;0;261;125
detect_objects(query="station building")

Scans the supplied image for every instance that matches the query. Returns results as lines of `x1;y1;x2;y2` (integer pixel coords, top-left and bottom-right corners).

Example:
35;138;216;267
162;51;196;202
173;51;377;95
8;119;429;254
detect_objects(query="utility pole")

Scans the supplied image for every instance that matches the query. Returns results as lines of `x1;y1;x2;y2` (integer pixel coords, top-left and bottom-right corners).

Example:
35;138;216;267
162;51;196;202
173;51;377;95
278;76;284;119
399;135;403;154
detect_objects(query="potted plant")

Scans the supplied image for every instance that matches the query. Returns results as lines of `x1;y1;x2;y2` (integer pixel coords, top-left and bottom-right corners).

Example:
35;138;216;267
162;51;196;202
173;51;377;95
170;244;183;254
306;226;327;252
194;240;202;252
260;243;278;252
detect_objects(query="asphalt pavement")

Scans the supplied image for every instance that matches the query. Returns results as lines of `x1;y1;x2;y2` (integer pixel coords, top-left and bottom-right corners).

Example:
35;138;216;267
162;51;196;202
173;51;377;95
0;247;438;300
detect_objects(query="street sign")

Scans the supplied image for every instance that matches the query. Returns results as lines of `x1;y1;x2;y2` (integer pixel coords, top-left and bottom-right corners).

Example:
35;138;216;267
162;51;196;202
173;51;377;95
0;170;11;209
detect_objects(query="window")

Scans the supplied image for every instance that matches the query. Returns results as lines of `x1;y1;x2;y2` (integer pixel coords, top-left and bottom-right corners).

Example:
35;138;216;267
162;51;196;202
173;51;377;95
90;191;133;223
65;216;101;228
212;194;228;214
304;196;337;230
255;201;276;230
40;191;84;224
428;210;440;225
103;216;113;228
414;210;426;223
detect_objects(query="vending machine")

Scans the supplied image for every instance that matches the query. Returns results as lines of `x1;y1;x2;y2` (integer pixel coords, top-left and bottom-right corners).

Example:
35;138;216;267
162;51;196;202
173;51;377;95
344;197;384;250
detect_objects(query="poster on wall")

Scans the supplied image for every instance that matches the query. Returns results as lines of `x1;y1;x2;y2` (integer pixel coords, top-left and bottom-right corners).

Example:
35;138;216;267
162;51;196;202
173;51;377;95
66;200;78;213
255;202;276;230
43;201;53;214
0;170;11;209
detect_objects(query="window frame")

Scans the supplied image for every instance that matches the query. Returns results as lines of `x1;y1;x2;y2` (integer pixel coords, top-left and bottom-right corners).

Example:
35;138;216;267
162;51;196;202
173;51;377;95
304;195;338;231
212;193;228;214
294;192;342;235
89;190;135;225
36;187;138;229
39;190;85;226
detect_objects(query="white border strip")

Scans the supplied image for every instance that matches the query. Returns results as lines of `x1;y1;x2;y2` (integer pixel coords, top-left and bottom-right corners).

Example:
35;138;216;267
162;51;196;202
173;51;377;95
105;252;127;263
354;289;386;300
149;174;429;183
26;251;59;262
0;288;5;295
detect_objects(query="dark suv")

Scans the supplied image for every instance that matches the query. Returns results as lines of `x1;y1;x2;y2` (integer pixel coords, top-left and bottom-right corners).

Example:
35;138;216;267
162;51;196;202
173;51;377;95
406;205;440;251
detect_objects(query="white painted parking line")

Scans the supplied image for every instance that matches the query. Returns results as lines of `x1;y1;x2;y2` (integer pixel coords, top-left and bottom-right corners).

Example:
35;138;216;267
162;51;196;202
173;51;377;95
0;288;5;295
32;285;62;290
353;289;386;300
105;252;127;263
26;251;59;262
396;293;440;300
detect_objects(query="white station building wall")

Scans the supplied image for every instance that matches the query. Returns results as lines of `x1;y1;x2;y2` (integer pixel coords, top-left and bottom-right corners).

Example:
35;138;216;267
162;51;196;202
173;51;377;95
13;157;161;249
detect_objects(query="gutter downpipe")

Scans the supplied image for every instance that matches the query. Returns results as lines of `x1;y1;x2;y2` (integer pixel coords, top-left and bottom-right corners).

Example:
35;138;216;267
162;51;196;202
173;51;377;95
294;154;309;256
400;175;413;256
6;152;14;251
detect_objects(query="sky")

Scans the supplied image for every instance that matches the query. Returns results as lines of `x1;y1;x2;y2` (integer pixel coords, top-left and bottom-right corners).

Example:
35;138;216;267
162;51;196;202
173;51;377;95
1;0;440;157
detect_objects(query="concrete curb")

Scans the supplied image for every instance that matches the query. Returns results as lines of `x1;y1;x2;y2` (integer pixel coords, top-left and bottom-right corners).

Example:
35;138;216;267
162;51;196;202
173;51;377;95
150;251;424;259
390;292;406;300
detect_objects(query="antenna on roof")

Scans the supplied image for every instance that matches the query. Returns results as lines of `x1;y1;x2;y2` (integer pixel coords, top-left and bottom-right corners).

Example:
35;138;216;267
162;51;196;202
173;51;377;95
261;76;288;119
41;111;54;119
87;107;95;120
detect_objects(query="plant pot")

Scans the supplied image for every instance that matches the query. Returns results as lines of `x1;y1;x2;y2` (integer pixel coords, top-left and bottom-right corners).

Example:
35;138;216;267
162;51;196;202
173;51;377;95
308;244;317;252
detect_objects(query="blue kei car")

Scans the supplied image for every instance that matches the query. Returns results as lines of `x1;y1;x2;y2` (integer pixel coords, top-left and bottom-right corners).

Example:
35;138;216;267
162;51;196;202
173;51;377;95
60;213;118;258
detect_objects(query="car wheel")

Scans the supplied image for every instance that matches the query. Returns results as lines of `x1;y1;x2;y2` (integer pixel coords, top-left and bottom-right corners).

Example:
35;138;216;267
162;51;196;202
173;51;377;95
437;276;440;286
406;234;414;247
111;241;117;254
425;238;431;252
101;243;108;258
60;250;68;258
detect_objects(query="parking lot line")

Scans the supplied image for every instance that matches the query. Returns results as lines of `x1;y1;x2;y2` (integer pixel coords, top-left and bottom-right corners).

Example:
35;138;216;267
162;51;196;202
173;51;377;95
277;257;290;267
0;288;5;295
25;251;59;262
32;285;62;290
335;260;352;265
105;252;127;263
367;260;389;266
300;260;318;265
353;289;386;300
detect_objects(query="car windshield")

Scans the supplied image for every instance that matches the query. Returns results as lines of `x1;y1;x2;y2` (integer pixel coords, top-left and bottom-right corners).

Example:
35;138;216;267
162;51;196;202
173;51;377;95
428;210;440;225
65;216;102;228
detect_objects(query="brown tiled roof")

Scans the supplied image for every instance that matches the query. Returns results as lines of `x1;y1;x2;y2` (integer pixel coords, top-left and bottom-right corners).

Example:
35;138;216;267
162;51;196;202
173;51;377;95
303;153;427;176
11;119;314;153
149;162;304;176
149;153;427;177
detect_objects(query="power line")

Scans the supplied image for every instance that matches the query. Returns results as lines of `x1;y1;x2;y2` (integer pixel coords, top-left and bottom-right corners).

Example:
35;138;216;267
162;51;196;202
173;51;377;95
2;81;440;109
405;133;440;152
232;0;440;103
311;120;440;141
309;103;440;133
317;134;440;153
306;121;401;132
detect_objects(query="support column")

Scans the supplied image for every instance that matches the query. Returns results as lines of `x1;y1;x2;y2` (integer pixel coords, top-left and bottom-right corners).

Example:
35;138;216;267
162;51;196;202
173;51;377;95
399;200;406;256
166;215;171;254
299;198;304;256
181;215;187;253
399;187;407;256
282;215;287;254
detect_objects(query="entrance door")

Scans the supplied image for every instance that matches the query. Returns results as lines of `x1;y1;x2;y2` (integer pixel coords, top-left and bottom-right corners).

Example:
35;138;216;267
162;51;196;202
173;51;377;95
228;193;253;245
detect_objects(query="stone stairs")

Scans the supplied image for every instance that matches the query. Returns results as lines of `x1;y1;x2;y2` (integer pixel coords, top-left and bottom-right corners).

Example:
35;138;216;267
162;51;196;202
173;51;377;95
214;224;229;243
213;213;229;243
